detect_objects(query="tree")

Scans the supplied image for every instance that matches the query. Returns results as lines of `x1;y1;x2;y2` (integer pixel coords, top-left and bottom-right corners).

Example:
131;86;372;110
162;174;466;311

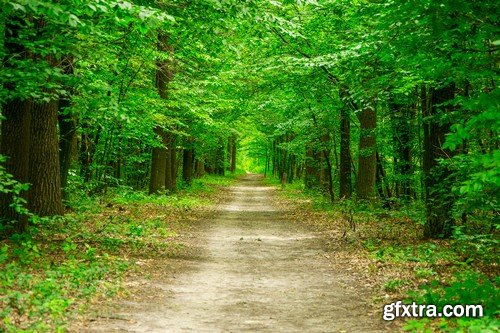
355;104;377;200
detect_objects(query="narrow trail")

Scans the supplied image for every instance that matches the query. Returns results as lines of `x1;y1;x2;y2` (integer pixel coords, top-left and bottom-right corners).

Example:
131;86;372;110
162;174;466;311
75;174;386;332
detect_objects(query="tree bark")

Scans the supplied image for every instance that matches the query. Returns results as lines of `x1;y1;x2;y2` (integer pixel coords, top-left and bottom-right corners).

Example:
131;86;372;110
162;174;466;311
339;108;352;199
149;126;168;194
0;99;32;232
182;147;194;184
356;104;377;200
28;97;64;216
151;30;175;193
165;133;177;192
58;110;76;194
423;83;455;238
194;158;205;178
0;15;32;232
58;56;76;198
58;112;76;199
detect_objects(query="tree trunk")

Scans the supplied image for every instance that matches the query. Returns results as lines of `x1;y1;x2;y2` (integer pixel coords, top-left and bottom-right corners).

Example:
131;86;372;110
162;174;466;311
423;83;455;238
0;15;32;232
165;133;177;192
182;147;194;184
356;104;377;199
58;56;76;198
229;135;237;174
58;103;76;197
0;99;32;232
339;108;352;199
194;158;205;178
155;31;174;100
28;98;64;216
149;127;168;194
151;30;175;193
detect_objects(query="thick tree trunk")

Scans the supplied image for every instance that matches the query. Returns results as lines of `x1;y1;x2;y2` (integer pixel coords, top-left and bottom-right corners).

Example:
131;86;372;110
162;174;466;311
182;147;194;184
165;133;177;192
339;108;352;199
356;104;377;200
194;158;205;178
58;56;76;197
149;127;168;194
423;84;455;238
149;146;166;194
0;99;32;232
28;98;64;216
58;103;76;196
156;32;174;100
151;30;175;193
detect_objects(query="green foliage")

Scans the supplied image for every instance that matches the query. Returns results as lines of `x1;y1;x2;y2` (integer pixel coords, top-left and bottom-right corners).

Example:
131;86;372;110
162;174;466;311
384;279;407;292
0;231;127;332
0;155;30;234
405;271;499;332
373;243;459;265
452;226;499;266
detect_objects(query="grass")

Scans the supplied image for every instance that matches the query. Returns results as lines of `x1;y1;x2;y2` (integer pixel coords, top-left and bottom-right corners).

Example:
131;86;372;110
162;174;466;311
0;174;236;332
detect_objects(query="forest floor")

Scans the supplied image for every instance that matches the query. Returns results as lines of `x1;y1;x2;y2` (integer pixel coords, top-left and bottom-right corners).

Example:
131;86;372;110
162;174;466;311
70;174;396;332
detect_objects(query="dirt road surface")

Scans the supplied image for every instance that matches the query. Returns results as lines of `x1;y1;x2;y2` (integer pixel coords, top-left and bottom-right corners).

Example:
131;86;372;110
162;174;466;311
73;174;387;332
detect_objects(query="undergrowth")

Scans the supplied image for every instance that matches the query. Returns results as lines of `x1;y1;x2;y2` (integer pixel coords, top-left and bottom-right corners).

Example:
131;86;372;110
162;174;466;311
0;175;235;332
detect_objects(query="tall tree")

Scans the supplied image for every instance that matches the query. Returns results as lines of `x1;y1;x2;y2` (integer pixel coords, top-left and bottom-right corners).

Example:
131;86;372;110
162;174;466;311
0;16;32;232
356;104;377;200
150;31;176;194
423;84;456;238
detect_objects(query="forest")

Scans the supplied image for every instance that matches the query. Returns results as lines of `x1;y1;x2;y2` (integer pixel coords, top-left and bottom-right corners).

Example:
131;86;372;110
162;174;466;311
0;0;498;332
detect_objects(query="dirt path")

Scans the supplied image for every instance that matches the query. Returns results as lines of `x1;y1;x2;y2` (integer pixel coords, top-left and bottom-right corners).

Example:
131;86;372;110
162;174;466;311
74;174;386;332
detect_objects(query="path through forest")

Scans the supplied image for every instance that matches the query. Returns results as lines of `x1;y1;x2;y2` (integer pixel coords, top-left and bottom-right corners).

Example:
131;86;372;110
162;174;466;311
74;174;386;332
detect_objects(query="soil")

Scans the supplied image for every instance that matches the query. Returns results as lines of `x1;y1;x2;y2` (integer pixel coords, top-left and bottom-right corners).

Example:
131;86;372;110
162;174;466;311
71;174;389;332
